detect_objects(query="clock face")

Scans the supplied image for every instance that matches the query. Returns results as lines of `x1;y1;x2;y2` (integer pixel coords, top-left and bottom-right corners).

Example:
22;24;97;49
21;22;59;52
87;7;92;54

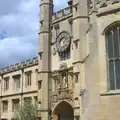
56;31;71;52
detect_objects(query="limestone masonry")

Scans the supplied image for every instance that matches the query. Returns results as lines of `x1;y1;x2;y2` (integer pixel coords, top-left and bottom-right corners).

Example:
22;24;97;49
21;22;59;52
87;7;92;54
1;0;120;120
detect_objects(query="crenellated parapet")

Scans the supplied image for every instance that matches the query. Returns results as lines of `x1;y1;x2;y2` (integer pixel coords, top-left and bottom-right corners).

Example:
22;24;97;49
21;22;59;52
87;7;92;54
52;0;120;21
0;57;38;74
52;6;72;22
89;0;120;13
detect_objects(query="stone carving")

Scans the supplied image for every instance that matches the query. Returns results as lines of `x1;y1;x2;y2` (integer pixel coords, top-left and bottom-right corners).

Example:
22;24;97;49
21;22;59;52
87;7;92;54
60;63;67;70
63;75;68;88
57;79;61;89
74;97;79;106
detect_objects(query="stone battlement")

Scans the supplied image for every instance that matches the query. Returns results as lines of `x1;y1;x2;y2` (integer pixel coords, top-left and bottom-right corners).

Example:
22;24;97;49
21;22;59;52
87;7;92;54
52;0;120;21
52;6;72;22
90;0;120;12
0;57;38;74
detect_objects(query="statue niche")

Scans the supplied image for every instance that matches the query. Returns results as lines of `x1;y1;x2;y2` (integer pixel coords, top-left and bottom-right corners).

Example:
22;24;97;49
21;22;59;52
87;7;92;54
62;73;68;88
57;72;68;90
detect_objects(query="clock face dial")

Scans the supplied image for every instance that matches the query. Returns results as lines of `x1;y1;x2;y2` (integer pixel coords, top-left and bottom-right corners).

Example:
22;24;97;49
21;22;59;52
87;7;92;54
60;38;66;47
56;31;71;52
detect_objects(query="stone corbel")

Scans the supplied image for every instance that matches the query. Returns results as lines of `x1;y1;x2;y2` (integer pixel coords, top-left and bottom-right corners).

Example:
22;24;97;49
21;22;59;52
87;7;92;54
60;63;67;70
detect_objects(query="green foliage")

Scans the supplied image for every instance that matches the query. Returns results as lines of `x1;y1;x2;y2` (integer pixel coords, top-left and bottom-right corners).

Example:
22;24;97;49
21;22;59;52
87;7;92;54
14;100;37;120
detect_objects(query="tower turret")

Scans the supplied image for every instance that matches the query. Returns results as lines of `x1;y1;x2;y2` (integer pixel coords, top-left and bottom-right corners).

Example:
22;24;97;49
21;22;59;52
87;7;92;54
72;0;89;119
38;0;53;120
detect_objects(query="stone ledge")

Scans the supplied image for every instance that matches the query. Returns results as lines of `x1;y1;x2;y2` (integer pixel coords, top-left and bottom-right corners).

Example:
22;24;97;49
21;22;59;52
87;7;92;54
100;91;120;96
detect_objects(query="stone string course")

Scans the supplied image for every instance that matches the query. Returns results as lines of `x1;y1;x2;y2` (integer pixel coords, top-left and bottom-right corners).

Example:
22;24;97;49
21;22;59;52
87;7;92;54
0;57;38;74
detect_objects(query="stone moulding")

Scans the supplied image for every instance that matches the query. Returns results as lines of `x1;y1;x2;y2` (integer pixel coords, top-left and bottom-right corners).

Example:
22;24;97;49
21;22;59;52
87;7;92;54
0;57;38;74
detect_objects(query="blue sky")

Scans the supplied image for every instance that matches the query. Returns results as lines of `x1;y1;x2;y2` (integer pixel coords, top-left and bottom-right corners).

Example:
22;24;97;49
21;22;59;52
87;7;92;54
0;0;68;67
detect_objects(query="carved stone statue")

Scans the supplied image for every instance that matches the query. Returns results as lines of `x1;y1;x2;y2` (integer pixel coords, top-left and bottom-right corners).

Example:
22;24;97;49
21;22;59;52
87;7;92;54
57;80;60;89
63;74;68;88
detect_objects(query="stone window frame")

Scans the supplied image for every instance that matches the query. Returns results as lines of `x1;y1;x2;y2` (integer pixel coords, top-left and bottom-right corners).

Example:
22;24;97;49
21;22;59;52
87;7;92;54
74;72;79;83
3;77;9;91
2;100;8;112
73;40;79;49
68;19;73;36
59;48;71;61
24;97;32;103
38;80;42;89
105;22;120;91
35;69;38;85
54;24;60;37
25;71;32;87
13;74;21;90
12;99;20;112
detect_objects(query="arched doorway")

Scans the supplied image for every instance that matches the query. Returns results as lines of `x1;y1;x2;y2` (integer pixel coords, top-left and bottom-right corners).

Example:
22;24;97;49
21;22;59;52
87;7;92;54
53;101;74;120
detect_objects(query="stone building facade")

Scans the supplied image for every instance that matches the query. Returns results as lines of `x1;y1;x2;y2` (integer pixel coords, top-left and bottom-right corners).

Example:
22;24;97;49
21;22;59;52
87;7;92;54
1;0;120;120
0;57;38;120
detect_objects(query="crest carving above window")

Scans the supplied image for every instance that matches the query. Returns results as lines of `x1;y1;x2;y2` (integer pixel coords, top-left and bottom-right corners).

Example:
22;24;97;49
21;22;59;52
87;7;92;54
60;63;67;70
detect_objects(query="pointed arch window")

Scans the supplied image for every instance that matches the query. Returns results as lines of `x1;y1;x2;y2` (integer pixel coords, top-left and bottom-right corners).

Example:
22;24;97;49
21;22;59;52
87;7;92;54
106;26;120;90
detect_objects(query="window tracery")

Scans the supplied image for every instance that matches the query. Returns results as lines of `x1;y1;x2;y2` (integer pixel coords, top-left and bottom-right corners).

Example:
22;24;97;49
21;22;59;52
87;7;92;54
106;24;120;90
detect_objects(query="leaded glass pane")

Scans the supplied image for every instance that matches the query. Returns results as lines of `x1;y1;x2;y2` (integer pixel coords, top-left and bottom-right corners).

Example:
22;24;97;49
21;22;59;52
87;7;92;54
115;60;120;89
109;60;115;90
59;48;70;61
113;28;119;58
107;31;113;58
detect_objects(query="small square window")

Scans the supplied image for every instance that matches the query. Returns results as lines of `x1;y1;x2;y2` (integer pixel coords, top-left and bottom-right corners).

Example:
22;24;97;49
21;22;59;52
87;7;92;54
69;22;73;35
75;6;78;12
39;52;43;60
38;81;42;89
75;73;79;83
74;41;79;49
54;24;59;37
40;20;43;29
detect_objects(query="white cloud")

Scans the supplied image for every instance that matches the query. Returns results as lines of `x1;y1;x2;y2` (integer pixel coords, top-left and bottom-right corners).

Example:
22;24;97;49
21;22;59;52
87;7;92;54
0;0;67;67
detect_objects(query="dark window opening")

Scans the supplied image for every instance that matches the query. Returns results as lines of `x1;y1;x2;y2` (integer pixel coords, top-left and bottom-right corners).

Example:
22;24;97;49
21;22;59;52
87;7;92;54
59;47;71;61
106;26;120;90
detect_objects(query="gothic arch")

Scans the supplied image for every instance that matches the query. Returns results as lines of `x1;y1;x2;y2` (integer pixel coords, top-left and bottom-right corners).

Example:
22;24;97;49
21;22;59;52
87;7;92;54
52;101;74;120
104;21;120;90
102;21;120;35
52;100;73;114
